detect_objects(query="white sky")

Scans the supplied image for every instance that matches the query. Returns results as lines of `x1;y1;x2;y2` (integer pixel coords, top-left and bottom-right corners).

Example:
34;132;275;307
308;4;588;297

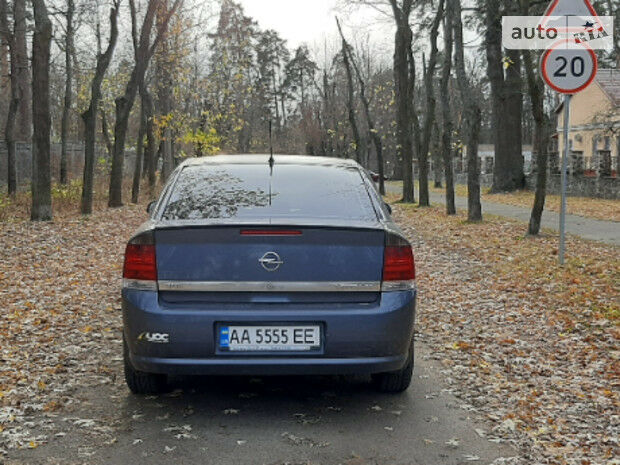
234;1;480;70
238;0;394;58
240;0;340;47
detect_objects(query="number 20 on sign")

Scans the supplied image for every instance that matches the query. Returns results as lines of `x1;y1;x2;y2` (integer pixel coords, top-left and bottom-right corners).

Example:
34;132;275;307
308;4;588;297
540;40;598;94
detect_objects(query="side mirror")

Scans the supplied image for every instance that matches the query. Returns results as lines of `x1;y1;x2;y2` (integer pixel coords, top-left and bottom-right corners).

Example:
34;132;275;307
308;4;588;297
384;202;393;215
146;201;157;215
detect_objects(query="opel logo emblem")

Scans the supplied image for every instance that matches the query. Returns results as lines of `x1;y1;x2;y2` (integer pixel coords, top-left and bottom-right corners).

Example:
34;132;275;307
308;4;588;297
259;252;283;272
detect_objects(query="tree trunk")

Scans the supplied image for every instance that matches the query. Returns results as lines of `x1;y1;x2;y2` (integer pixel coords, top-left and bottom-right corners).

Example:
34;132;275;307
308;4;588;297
440;0;456;215
453;0;482;222
5;94;18;195
486;0;524;193
522;50;549;234
431;121;442;188
336;18;363;166
101;110;113;156
353;58;385;194
501;47;524;189
31;0;53;221
418;2;444;207
60;0;75;185
14;0;30;142
390;0;415;202
142;87;157;189
81;4;120;215
156;0;174;183
409;44;421;201
132;97;146;204
109;87;136;207
1;0;18;195
466;107;482;222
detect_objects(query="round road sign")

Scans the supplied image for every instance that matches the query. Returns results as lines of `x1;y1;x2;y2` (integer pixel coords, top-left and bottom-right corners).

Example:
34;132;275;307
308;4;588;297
540;40;598;94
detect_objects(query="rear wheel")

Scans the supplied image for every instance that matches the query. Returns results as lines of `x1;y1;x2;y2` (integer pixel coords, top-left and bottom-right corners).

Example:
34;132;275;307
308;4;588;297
372;342;414;393
123;337;169;395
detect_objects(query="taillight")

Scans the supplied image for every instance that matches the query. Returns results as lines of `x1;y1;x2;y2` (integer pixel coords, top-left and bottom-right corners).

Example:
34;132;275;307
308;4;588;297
382;234;415;291
123;232;157;290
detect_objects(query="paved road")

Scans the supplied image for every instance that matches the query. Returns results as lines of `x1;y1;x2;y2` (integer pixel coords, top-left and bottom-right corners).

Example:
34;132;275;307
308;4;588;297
386;183;619;246
8;343;516;465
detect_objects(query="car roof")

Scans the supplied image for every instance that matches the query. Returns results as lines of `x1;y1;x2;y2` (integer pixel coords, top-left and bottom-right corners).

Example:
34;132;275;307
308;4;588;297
180;154;362;169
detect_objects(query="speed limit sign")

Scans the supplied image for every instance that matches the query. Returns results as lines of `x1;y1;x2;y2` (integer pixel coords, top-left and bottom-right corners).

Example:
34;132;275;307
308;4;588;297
540;41;598;94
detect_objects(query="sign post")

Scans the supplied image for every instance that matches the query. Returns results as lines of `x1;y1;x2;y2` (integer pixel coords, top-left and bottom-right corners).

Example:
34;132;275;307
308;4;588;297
559;93;571;265
540;40;597;265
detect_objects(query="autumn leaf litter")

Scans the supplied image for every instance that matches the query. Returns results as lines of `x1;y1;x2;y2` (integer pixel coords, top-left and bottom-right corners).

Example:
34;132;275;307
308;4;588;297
0;205;145;454
0;200;618;464
392;203;618;464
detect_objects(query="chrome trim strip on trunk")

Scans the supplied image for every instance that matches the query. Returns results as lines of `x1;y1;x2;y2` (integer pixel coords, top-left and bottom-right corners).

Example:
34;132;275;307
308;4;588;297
158;281;382;293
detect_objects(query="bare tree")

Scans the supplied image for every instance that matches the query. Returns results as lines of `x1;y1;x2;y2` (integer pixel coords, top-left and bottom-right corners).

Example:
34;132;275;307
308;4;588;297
80;2;120;215
337;23;386;194
155;0;175;182
60;0;75;185
452;0;481;221
389;0;415;203
132;80;156;202
31;0;53;221
336;18;362;165
418;1;444;207
439;0;456;214
0;0;17;196
108;0;182;207
14;0;29;142
0;0;29;196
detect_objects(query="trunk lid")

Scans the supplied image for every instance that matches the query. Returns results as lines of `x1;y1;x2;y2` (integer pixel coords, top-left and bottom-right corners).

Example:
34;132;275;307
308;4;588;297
154;226;384;304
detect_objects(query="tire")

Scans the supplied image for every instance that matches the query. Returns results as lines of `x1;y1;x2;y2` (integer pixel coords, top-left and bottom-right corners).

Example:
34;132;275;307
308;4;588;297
372;342;414;393
123;337;169;395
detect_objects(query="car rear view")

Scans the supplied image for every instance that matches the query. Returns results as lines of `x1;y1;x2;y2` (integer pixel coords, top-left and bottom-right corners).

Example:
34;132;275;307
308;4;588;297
122;155;416;394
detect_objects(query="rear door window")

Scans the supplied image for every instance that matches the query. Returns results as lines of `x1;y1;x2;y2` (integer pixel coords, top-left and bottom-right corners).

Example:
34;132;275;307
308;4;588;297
161;163;378;222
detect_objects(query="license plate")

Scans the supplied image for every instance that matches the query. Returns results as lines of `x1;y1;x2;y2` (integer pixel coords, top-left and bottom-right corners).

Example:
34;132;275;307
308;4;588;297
219;325;321;352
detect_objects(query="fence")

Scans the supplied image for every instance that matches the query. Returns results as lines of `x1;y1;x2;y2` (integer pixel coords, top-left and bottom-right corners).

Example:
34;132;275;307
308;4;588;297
0;142;137;190
525;173;619;200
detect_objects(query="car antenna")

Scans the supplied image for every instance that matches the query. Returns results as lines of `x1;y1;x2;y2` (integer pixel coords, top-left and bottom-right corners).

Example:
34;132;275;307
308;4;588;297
268;120;275;172
268;120;274;206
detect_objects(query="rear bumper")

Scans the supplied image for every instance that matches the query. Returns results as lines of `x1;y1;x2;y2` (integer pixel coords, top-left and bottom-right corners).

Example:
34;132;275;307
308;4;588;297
122;289;416;376
129;354;408;376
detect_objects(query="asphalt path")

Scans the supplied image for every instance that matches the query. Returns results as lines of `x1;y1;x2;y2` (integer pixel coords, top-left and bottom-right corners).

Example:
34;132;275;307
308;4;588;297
386;182;619;246
7;343;516;465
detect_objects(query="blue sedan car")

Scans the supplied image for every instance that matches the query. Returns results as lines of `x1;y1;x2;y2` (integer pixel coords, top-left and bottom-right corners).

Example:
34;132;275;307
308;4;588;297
122;155;416;394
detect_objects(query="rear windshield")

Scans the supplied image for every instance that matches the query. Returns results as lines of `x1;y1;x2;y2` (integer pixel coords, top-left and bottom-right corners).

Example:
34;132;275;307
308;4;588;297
161;163;377;221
